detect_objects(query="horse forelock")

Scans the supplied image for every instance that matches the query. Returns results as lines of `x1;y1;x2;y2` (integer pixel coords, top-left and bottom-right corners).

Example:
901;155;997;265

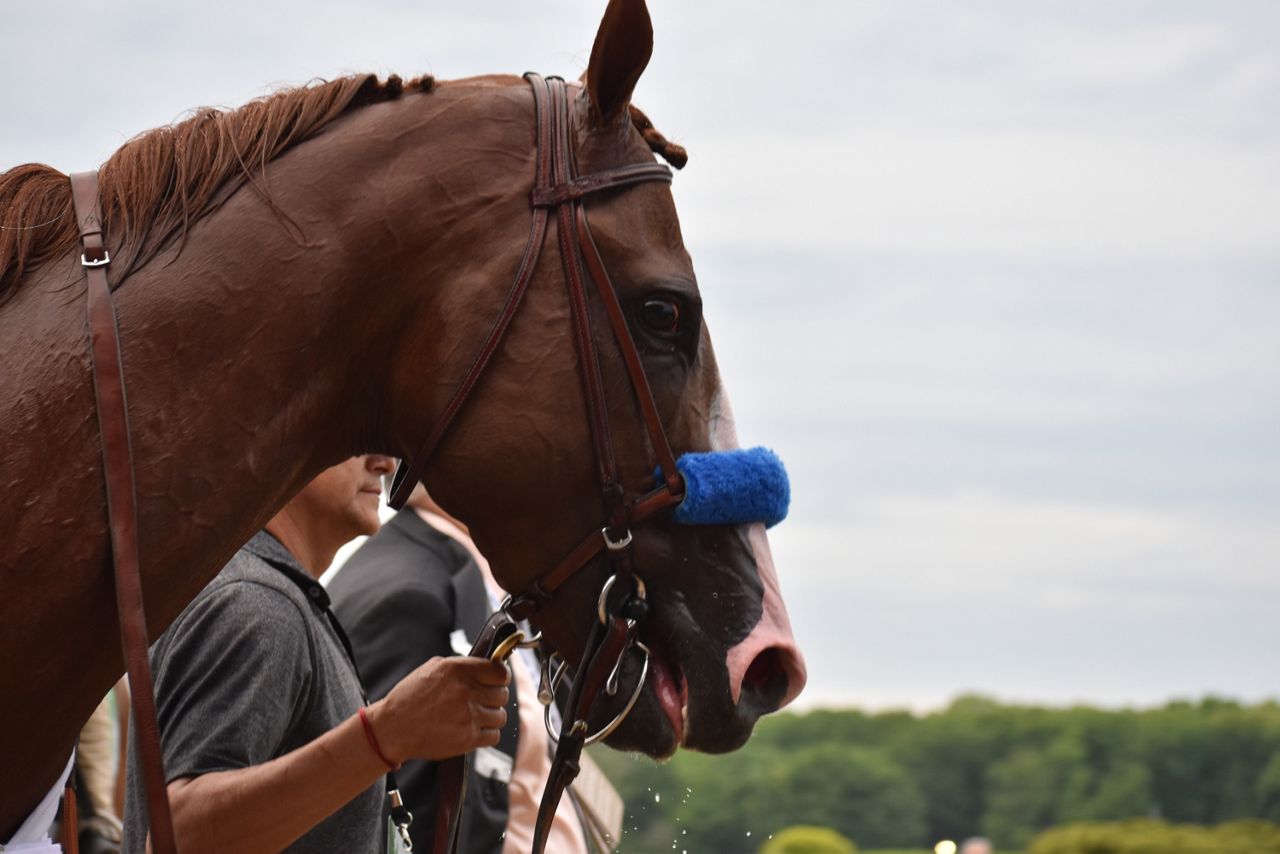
0;73;435;302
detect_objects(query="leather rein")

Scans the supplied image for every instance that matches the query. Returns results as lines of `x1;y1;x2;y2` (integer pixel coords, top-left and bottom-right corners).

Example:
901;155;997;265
70;71;683;854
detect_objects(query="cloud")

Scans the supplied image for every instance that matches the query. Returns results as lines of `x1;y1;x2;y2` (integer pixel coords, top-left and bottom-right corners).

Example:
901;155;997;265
777;492;1280;595
674;130;1280;258
770;491;1280;710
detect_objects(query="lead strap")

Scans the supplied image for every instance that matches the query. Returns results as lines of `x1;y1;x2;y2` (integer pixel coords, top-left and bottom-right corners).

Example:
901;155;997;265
69;171;179;854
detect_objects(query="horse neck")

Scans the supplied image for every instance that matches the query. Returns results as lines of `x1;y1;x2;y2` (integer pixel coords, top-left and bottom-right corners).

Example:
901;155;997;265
0;80;533;836
119;82;532;625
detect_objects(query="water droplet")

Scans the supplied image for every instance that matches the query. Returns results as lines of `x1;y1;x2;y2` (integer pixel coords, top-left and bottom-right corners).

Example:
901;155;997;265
655;792;661;803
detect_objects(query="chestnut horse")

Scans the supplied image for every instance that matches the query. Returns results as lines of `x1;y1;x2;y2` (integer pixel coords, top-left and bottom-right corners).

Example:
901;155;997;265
0;0;806;839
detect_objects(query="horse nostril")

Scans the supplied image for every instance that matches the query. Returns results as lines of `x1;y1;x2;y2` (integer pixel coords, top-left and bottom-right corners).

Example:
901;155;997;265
741;647;789;711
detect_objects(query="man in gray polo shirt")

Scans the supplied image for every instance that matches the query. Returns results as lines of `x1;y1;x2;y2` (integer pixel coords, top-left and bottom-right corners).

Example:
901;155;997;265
123;456;510;853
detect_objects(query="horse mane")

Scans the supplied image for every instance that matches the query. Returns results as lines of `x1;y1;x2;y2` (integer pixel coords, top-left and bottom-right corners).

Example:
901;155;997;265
0;73;688;304
0;73;434;301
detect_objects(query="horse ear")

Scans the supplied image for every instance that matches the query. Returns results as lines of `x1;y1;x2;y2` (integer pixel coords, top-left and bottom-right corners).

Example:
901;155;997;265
585;0;654;125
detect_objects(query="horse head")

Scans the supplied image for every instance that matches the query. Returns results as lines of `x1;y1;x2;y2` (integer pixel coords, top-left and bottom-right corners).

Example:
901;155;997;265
392;0;808;757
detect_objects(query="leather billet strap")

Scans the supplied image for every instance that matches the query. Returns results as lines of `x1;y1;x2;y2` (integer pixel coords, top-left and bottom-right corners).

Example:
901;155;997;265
548;76;623;519
386;73;556;510
69;172;178;854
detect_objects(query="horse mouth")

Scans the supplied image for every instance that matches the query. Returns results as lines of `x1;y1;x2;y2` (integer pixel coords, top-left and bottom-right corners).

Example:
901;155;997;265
643;632;688;751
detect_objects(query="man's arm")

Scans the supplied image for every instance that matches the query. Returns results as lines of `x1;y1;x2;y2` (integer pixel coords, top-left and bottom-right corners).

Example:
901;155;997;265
157;656;509;854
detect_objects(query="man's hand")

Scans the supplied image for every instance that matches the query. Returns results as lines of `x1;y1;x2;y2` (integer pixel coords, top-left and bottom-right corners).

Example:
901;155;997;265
367;656;510;763
158;657;509;854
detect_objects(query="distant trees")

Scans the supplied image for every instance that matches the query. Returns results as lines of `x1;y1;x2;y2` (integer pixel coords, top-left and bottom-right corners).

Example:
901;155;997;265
1028;818;1280;853
773;745;926;847
591;696;1280;853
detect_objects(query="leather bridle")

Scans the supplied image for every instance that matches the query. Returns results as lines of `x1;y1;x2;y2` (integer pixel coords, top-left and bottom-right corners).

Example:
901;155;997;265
70;71;685;854
396;73;690;854
386;73;686;552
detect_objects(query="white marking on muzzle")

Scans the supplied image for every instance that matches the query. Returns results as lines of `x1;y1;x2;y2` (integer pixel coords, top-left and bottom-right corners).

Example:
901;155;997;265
708;385;737;453
708;383;807;708
725;524;807;708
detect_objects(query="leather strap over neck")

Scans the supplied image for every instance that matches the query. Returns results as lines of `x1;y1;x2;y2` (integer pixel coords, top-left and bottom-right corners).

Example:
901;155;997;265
69;171;178;854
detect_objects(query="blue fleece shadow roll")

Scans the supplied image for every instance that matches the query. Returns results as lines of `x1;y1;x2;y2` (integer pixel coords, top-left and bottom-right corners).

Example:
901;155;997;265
660;446;790;528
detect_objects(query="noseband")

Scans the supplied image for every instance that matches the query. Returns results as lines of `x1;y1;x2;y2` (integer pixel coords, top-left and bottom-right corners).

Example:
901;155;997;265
387;73;689;854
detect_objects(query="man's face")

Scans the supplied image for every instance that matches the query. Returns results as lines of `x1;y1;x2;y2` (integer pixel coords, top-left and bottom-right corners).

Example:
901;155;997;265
292;455;393;542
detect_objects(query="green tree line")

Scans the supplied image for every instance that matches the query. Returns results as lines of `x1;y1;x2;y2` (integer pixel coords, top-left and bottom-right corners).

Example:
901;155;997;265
590;696;1280;852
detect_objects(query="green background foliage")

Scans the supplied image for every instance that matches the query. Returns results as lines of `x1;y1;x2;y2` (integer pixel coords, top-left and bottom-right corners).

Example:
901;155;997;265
1028;818;1280;853
591;696;1280;853
760;825;858;854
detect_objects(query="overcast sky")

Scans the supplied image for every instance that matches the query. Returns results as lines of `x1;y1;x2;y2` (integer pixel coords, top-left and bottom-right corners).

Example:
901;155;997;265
6;1;1278;712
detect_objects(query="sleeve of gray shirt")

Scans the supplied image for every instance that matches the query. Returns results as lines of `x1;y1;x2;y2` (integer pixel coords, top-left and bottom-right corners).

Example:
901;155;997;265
151;579;316;779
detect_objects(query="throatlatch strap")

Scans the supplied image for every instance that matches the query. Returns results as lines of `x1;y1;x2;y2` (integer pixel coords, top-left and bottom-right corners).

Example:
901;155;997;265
386;72;556;510
70;171;178;854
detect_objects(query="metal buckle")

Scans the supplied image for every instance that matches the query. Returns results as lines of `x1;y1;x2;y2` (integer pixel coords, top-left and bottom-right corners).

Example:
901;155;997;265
488;630;524;663
538;654;561;706
81;251;110;268
388;789;414;850
596;574;646;626
602;526;632;551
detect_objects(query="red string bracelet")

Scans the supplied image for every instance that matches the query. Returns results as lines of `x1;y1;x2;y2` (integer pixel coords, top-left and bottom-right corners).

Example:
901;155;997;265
358;706;400;771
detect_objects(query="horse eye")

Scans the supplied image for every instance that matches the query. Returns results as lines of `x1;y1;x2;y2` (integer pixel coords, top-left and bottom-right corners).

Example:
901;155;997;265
640;299;680;335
